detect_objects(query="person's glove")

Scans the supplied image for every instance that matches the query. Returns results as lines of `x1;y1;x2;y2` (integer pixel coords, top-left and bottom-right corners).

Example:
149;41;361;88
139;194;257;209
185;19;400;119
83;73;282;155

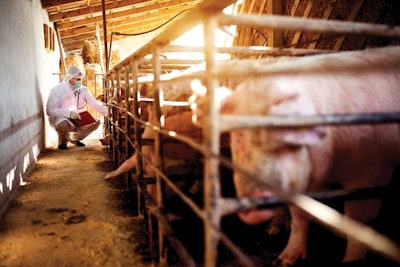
70;111;81;120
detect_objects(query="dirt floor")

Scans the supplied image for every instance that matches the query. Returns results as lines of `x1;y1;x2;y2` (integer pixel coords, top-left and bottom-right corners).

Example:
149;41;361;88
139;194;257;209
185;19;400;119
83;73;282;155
0;129;152;267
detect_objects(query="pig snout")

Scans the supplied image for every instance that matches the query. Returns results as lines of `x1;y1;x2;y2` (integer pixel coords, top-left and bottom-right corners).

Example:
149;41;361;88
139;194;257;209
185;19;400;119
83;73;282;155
237;190;277;225
230;129;315;190
219;76;325;225
230;128;315;225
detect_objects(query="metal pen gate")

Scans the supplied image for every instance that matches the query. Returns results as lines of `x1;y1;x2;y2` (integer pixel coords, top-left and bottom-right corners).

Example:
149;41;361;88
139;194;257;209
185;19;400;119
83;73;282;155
103;1;400;266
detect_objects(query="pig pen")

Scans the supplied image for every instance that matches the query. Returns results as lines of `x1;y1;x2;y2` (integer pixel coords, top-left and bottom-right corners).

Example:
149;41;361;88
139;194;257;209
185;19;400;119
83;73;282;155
102;1;400;266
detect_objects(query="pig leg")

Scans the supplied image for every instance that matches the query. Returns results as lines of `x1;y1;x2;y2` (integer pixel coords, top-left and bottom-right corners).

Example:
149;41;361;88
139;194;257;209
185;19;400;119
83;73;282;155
104;153;137;179
342;199;381;262
267;207;290;235
99;133;111;146
278;206;309;267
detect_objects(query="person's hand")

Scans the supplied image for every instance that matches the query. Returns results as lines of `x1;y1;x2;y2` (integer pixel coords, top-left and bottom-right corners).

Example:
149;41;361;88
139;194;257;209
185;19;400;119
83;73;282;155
70;111;81;120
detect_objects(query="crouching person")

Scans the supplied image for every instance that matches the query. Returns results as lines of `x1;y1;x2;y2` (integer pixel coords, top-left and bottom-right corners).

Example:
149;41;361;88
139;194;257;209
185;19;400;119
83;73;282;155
46;65;108;150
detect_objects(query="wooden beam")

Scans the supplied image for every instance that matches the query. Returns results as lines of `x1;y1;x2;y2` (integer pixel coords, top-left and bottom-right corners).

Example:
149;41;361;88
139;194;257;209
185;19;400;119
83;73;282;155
291;0;313;46
54;22;67;73
266;0;283;47
60;12;183;43
308;1;333;50
241;0;257;46
113;0;237;68
333;0;364;51
56;3;195;31
41;0;82;8
284;0;300;40
61;19;171;51
95;23;105;73
48;0;149;22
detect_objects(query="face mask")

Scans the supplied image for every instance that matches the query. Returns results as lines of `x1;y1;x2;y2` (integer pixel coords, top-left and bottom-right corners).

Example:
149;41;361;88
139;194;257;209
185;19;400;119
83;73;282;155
74;81;82;89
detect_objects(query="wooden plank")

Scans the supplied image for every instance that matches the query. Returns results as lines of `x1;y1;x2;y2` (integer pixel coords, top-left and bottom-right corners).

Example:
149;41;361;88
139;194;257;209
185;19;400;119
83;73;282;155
60;11;180;42
248;0;256;12
56;1;201;31
54;22;67;73
266;0;283;48
308;1;333;49
57;8;191;37
48;0;148;22
41;0;84;8
291;0;313;46
241;0;257;46
290;0;300;17
234;0;247;47
333;0;364;51
258;0;267;15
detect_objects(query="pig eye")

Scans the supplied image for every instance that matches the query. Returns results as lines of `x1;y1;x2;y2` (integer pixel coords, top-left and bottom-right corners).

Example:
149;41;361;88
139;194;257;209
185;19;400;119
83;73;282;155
286;144;301;151
275;144;300;153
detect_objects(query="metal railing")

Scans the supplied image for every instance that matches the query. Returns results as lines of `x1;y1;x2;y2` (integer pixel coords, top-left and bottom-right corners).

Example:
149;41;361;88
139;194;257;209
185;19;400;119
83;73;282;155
103;1;400;266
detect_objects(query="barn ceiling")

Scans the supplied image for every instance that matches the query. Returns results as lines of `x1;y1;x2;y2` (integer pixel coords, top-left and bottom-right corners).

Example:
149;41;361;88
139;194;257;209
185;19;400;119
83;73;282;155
41;0;203;55
41;0;400;60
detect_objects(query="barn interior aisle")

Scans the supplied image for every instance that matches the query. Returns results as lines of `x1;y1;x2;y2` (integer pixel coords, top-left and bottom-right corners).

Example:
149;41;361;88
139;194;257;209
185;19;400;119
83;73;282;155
0;126;151;267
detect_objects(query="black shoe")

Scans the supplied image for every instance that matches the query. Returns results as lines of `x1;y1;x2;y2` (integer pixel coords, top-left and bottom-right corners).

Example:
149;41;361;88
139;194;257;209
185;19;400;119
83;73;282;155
73;141;85;147
58;144;68;150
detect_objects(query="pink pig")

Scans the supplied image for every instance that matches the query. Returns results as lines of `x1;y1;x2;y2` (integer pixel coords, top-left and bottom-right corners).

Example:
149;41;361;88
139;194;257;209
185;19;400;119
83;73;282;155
105;105;203;199
198;46;400;266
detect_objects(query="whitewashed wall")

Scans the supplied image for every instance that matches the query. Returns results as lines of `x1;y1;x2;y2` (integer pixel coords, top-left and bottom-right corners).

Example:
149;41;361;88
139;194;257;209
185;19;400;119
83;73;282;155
0;0;60;217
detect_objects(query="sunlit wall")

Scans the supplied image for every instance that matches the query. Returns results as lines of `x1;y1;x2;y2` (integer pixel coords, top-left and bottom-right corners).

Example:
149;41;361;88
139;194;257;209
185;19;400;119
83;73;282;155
0;0;60;217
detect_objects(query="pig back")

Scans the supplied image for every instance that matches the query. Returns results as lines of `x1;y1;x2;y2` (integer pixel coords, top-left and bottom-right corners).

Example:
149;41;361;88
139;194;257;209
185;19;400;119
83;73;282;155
295;46;400;188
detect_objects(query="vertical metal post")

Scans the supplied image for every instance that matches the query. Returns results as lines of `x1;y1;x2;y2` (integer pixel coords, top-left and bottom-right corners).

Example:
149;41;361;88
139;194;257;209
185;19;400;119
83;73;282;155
101;0;109;73
152;47;167;265
124;65;131;189
131;61;145;218
114;69;121;172
203;15;222;267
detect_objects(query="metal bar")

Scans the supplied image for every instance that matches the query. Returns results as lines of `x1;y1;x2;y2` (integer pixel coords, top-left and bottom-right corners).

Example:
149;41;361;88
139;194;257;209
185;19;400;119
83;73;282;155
101;0;109;72
220;186;389;216
203;15;223;267
220;112;400;131
290;194;400;264
217;13;400;38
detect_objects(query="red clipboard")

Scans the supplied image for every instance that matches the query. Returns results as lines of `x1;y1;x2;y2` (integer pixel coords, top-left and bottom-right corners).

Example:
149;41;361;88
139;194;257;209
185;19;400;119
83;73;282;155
71;111;97;127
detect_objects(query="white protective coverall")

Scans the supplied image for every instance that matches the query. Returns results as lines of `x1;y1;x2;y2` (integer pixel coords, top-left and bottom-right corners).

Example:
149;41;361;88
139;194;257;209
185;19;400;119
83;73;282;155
46;66;108;146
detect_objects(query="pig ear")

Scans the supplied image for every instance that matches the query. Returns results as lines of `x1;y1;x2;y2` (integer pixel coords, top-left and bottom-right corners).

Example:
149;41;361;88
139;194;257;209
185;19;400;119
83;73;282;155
270;93;325;146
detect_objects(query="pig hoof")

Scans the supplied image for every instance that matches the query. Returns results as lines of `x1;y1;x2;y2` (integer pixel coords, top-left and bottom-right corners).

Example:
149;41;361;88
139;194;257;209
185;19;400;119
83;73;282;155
267;224;281;235
165;213;182;222
272;258;292;267
272;258;284;267
104;174;113;180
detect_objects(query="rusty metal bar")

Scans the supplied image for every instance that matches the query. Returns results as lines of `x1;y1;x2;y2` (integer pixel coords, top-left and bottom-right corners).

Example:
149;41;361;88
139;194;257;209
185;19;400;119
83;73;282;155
290;194;400;263
220;112;400;132
220;186;389;216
